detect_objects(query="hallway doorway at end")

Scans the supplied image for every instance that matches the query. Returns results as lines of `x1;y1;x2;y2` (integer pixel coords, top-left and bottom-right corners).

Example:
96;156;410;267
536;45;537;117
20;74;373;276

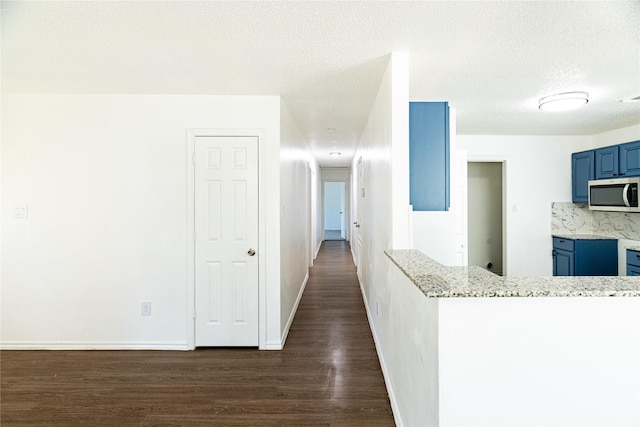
324;181;346;241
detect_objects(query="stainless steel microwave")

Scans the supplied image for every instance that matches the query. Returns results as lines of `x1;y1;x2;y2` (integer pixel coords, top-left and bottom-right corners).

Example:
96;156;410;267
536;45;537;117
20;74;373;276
588;177;640;212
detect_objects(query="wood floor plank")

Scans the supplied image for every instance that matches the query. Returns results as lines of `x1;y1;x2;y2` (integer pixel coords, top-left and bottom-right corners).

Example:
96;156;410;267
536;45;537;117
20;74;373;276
1;241;394;426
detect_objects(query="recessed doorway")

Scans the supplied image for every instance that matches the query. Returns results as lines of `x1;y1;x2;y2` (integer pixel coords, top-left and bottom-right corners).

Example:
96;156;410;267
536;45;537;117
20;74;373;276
324;181;346;241
468;162;504;276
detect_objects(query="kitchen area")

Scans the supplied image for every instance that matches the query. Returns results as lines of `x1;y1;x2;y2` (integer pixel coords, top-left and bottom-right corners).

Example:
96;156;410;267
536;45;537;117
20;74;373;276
552;139;640;277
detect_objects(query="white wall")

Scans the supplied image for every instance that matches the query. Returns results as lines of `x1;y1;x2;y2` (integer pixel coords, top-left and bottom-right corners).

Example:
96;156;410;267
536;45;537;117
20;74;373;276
320;167;350;181
1;94;283;349
279;101;319;345
383;258;439;427
439;297;640;427
588;123;640;149
351;52;410;426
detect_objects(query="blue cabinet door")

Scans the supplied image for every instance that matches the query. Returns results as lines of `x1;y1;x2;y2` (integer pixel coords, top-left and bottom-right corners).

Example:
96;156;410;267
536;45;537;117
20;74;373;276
572;150;594;203
595;146;619;179
627;249;640;268
553;249;574;276
628;266;640;276
574;239;618;276
619;140;640;177
409;102;450;211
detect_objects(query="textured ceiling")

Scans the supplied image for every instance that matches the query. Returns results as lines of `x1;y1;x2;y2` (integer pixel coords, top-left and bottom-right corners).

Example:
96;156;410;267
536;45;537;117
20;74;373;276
2;1;639;167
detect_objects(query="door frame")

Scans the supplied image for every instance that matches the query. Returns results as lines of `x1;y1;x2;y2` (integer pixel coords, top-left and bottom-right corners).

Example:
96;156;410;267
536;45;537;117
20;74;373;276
467;156;508;276
321;179;350;241
352;157;362;276
186;129;267;350
306;163;314;267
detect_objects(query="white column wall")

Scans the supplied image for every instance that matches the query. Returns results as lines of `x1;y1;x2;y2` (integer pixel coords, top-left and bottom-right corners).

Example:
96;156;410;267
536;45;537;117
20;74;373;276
351;53;411;426
390;53;411;249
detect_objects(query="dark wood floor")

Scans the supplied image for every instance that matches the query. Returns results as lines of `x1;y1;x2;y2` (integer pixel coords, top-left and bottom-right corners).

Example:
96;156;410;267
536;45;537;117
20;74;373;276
1;241;394;426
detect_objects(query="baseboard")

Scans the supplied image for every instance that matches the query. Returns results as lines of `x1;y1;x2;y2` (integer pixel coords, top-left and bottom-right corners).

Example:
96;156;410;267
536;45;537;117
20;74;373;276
260;342;283;350
359;280;403;427
0;341;190;350
315;240;322;259
279;272;309;348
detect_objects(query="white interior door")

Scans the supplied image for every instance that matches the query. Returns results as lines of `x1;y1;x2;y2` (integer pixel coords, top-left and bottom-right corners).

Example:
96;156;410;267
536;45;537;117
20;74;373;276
195;136;259;347
323;181;347;240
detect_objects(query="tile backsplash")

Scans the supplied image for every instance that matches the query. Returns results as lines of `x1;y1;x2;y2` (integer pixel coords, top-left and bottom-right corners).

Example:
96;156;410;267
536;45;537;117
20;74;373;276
552;202;640;241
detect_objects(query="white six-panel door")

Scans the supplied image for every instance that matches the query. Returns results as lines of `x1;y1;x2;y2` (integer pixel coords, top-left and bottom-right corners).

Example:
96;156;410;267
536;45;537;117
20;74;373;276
194;136;259;346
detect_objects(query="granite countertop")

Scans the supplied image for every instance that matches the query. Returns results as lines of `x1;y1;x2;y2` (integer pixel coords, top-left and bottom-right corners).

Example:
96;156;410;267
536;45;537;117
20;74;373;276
552;234;618;240
385;249;640;298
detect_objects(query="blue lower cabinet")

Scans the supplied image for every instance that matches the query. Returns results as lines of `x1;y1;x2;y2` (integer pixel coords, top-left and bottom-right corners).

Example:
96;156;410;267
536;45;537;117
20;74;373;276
553;237;618;276
627;249;640;276
553;248;574;276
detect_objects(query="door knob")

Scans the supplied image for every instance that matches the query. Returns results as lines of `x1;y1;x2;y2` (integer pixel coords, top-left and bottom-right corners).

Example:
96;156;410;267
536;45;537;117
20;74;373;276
248;248;256;256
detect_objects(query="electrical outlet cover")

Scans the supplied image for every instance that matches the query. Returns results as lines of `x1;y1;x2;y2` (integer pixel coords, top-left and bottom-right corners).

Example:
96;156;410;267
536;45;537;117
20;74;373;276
141;301;151;316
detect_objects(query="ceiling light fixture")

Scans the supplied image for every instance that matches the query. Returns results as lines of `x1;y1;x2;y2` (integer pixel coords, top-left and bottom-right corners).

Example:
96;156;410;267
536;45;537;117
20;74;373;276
538;91;589;111
329;151;341;156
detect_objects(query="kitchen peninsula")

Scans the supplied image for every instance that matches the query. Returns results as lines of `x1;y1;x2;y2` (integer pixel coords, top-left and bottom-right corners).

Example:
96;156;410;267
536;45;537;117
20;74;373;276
380;249;640;427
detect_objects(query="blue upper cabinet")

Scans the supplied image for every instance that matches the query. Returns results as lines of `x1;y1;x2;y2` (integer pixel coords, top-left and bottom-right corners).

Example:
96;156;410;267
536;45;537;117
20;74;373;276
571;150;594;203
409;102;450;211
595;145;619;179
619;140;640;177
572;139;640;198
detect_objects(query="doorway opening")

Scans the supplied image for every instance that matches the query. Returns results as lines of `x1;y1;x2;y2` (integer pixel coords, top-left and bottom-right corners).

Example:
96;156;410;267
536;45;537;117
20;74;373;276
468;162;504;276
323;181;346;241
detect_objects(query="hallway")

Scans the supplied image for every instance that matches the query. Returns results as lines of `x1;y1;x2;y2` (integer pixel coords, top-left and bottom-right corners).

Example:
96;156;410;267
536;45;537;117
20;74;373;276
0;241;394;426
